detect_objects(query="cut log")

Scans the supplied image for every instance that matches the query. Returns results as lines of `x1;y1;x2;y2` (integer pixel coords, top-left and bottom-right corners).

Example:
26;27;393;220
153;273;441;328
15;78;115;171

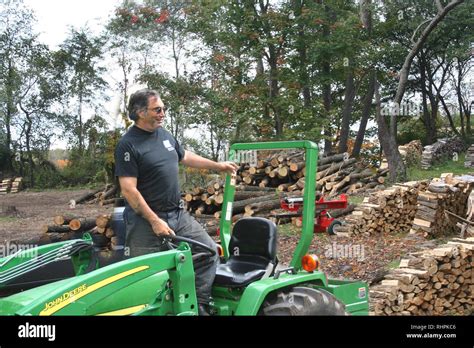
53;214;76;226
69;218;97;231
42;224;72;234
96;214;112;228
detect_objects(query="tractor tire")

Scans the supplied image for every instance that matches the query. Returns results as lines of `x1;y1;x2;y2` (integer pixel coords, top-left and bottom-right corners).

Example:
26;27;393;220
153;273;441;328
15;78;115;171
327;220;342;236
259;286;348;316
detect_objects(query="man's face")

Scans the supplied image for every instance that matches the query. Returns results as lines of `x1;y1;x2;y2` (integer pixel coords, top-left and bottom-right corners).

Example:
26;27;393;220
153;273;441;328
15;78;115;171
137;96;166;131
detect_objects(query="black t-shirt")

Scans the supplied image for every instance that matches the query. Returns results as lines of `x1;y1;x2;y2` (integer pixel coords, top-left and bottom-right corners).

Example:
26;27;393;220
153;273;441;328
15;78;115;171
114;126;185;212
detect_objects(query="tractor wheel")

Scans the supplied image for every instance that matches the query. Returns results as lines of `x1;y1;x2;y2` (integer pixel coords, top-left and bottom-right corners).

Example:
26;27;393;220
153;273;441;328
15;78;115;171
327;220;342;236
259;286;348;315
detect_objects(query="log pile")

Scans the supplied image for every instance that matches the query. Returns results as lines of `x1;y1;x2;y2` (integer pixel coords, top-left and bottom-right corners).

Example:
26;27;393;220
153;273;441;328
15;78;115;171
465;144;474;168
72;185;118;206
0;178;13;194
40;213;122;250
420;137;465;169
337;181;429;236
185;151;389;217
398;140;423;166
410;175;474;239
370;237;473;316
187;184;283;226
458;189;474;238
10;177;23;193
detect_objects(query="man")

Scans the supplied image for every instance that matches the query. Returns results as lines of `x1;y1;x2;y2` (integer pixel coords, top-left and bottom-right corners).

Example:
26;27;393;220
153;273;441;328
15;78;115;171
115;88;238;315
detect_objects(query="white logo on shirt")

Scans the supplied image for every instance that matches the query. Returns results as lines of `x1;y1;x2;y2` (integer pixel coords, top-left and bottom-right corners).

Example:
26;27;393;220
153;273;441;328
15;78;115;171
124;152;130;161
163;140;174;152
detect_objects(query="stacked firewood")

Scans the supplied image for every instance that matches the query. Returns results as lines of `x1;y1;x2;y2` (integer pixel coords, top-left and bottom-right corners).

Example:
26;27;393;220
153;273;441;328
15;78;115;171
457;189;474;238
398;140;423;166
40;213;121;249
337;181;429;236
10;177;23;193
0;178;13;195
420;137;465;169
411;175;474;238
370;237;473;316
465;144;474;168
72;185;118;206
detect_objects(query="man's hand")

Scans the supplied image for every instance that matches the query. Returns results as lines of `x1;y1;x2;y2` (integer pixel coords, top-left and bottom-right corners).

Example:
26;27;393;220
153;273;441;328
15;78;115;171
217;161;239;174
150;218;175;237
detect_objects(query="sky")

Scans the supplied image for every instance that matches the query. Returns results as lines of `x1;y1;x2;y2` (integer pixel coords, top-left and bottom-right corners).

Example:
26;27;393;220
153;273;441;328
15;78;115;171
25;0;121;49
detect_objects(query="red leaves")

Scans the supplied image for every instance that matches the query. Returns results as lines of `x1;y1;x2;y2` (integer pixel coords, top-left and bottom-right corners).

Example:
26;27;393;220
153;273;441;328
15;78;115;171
155;9;169;23
214;53;225;62
117;7;169;26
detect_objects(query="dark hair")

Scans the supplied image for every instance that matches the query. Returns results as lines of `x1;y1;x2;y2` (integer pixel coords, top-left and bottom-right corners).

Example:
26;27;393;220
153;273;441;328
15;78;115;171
127;89;161;121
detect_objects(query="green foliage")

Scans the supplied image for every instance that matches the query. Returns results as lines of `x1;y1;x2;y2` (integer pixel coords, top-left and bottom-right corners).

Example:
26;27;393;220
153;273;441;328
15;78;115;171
32;161;64;189
1;0;472;190
397;116;427;146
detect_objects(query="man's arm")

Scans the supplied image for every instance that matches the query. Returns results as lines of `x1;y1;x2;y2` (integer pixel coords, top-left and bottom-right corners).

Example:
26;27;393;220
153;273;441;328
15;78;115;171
181;150;239;173
118;176;175;236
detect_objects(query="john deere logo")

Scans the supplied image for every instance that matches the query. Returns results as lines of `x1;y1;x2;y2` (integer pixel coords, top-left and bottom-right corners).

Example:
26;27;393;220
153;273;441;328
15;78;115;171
43;284;87;311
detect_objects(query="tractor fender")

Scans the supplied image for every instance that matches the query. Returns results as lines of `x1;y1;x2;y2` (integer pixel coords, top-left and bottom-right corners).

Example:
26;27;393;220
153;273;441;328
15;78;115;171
234;271;328;315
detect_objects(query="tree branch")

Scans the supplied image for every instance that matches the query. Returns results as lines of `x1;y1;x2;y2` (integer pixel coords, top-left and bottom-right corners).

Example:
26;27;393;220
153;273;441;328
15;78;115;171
435;0;444;13
394;0;465;106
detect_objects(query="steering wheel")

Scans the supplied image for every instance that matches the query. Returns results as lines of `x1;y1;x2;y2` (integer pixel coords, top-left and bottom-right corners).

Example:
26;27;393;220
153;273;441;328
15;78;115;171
164;235;216;257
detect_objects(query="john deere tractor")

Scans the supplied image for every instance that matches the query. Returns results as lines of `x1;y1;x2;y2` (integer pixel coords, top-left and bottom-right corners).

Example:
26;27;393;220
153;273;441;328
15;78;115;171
0;141;368;316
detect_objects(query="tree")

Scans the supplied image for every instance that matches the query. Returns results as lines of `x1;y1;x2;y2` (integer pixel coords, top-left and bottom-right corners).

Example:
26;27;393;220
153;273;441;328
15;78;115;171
57;28;108;155
16;42;61;187
0;2;35;172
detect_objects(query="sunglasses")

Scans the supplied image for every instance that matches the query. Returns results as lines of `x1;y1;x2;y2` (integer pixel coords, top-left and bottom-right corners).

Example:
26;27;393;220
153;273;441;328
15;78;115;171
148;106;167;114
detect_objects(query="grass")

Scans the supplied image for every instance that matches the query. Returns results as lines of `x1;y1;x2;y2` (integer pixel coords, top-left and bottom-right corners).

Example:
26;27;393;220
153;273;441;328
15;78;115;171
277;223;300;236
386;259;401;269
348;195;365;205
406;153;468;182
0;216;18;223
29;183;106;193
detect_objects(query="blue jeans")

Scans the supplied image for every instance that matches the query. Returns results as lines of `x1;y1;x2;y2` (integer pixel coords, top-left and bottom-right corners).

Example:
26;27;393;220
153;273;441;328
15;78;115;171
123;206;219;305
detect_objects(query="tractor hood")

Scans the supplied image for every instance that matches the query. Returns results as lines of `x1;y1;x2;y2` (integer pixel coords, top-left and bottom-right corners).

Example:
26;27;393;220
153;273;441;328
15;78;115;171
0;277;82;315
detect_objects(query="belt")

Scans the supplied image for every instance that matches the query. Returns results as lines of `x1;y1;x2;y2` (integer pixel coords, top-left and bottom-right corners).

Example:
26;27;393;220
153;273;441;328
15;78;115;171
125;199;184;215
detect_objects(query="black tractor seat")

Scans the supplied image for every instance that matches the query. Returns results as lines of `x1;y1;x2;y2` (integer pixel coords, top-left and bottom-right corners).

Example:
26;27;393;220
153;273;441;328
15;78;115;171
214;217;278;288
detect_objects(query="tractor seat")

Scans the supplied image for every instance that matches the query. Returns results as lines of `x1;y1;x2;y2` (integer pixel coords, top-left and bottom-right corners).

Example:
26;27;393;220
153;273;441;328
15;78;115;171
214;217;277;287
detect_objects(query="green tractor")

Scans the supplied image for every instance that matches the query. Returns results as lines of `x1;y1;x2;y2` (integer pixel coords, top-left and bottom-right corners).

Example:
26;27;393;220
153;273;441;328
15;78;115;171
0;141;368;316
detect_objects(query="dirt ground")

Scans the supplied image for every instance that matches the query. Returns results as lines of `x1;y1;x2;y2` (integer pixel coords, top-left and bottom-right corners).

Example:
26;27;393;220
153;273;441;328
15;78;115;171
1;188;441;285
0;189;114;244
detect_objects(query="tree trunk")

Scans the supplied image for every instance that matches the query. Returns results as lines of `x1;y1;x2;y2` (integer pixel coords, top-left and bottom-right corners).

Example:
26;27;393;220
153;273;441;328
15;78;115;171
5;57;15;172
419;53;436;144
455;62;466;137
375;80;407;182
295;1;311;108
439;94;460;136
338;67;356;153
353;71;376;157
78;89;84;154
352;0;375;158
